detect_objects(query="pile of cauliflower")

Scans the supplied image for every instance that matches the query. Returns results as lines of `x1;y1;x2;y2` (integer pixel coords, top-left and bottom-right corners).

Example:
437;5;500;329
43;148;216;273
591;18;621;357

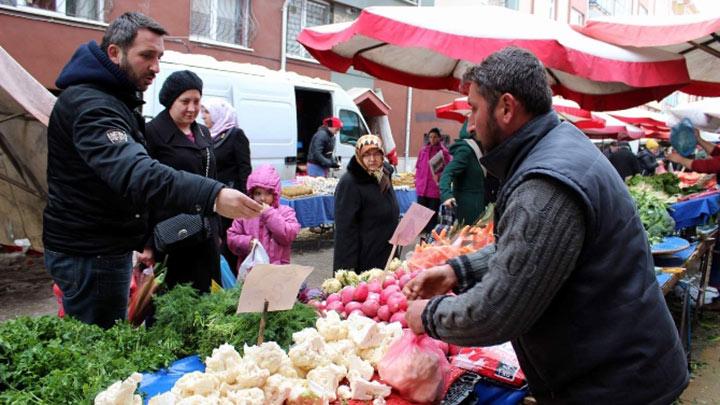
94;312;403;405
321;269;391;295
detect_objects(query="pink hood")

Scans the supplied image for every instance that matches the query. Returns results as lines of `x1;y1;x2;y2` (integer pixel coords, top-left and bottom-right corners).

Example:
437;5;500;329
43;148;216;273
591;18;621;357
246;164;281;207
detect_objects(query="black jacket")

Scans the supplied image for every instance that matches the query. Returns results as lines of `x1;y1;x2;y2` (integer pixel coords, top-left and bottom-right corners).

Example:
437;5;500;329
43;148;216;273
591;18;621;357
637;148;659;176
307;127;336;167
608;148;641;179
333;157;399;272
43;41;224;255
145;110;221;292
213;127;252;194
489;112;688;404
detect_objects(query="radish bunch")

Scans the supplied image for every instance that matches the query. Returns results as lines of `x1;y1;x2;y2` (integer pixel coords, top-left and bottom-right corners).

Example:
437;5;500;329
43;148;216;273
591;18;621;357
311;268;421;327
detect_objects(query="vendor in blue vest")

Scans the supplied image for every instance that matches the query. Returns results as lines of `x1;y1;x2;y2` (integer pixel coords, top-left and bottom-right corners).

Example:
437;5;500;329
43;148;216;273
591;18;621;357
404;47;688;404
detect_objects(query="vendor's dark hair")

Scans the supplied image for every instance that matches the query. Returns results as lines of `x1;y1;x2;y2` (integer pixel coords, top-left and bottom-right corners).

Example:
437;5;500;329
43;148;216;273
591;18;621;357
101;12;167;53
428;127;441;136
462;47;552;117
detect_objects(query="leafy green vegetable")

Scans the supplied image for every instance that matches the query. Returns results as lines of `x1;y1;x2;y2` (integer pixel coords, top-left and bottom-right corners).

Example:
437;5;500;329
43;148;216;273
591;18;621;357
628;186;676;245
627;173;681;196
0;284;317;403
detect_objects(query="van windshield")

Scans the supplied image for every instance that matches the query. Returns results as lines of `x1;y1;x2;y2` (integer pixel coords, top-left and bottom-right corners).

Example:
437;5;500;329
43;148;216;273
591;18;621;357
338;109;368;146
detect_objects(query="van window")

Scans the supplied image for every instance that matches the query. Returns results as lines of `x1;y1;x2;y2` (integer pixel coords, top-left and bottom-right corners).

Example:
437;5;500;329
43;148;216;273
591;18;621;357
338;109;367;146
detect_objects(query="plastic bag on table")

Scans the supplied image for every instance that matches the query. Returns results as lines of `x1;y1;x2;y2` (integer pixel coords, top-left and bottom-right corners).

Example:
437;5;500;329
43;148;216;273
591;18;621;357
220;255;236;289
450;342;526;388
237;240;270;283
377;330;450;404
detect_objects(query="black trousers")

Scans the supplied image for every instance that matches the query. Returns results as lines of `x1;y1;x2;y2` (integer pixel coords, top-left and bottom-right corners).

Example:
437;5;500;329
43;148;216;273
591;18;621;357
417;195;440;234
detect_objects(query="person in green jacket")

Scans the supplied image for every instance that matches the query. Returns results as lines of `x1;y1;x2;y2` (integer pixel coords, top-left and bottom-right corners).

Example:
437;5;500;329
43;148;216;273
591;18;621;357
439;121;486;225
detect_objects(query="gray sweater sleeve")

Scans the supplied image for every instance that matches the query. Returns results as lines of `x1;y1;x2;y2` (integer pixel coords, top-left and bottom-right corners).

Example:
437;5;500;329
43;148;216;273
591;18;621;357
422;177;586;347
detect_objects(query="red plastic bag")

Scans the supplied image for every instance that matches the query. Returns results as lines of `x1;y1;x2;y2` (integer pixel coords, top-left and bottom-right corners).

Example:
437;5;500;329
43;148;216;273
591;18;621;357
377;330;450;404
450;342;526;388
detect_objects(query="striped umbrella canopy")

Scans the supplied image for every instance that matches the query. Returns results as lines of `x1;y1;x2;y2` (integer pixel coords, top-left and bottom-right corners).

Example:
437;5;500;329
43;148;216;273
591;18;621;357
299;5;690;111
577;12;720;97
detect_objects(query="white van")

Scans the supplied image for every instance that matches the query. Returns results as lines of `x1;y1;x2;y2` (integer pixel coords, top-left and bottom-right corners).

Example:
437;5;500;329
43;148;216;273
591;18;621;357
142;50;370;179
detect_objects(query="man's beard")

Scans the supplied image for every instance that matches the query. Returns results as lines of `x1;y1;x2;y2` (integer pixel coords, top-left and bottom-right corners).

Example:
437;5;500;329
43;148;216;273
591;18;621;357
479;113;503;154
119;55;152;91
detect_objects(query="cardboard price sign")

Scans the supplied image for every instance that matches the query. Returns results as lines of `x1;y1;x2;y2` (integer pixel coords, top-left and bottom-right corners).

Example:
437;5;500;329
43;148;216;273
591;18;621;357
389;202;435;246
236;264;313;314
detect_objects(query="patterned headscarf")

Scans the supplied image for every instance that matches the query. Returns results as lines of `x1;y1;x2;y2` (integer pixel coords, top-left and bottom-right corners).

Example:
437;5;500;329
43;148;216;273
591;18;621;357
203;98;238;139
355;134;388;187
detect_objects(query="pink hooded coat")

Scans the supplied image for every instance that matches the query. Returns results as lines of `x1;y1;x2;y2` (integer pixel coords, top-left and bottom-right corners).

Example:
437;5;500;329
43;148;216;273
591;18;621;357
415;142;452;198
227;165;300;266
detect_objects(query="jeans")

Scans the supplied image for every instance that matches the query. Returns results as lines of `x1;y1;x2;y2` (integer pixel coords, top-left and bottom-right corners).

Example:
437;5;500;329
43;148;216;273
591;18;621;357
44;249;132;329
307;162;328;177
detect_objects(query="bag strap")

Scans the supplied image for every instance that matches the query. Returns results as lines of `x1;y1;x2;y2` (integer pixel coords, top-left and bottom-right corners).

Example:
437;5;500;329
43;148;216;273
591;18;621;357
464;139;487;176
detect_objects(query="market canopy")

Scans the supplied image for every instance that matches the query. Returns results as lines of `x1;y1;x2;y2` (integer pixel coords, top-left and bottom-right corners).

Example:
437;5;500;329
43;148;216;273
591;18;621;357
0;46;54;248
576;12;720;97
298;5;690;112
435;96;606;130
607;107;670;140
668;97;720;132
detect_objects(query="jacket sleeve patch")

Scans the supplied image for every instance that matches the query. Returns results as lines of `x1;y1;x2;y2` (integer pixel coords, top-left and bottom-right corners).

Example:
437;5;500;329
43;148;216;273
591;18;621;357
106;129;129;144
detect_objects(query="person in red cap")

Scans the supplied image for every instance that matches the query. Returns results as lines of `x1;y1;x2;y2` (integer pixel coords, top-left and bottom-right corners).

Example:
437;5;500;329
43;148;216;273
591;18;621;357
307;117;343;177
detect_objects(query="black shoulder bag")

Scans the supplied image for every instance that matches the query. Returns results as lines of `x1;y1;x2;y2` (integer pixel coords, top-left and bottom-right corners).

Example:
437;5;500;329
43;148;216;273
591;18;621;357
153;140;213;253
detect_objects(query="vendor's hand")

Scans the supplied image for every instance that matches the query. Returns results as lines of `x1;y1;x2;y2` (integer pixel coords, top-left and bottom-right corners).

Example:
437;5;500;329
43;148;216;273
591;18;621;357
694;128;703;142
215;188;263;219
137;246;155;268
667;152;693;169
406;299;429;335
403;264;457;300
443;198;456;208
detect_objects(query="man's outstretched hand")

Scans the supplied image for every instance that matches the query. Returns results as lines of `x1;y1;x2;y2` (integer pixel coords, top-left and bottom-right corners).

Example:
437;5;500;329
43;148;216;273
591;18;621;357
403;264;457;300
215;188;263;219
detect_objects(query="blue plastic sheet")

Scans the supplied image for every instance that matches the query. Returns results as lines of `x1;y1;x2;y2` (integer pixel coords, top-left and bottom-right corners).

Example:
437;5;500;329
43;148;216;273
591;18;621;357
473;379;527;405
281;189;417;228
139;356;205;402
654;242;698;267
670;194;720;230
220;255;236;289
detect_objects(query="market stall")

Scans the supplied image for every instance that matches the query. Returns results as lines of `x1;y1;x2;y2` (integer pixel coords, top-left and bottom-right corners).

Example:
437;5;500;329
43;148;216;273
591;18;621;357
280;175;418;228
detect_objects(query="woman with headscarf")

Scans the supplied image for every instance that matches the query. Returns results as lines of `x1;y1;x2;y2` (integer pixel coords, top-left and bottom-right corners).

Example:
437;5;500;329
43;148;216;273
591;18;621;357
201;98;252;272
144;70;220;293
333;134;399;273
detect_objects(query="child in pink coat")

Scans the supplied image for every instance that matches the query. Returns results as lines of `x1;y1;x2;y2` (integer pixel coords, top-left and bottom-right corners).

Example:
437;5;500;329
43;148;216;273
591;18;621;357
227;165;300;268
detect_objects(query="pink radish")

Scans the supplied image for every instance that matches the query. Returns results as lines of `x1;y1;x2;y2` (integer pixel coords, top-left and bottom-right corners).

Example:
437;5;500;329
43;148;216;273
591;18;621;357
367;292;381;302
361;300;380;318
353;282;369;302
377;305;391;322
326;301;344;314
390;311;408;327
387;293;407;313
395;268;406;279
326;293;341;304
341;286;355;305
398;273;412;289
344;301;363;314
368;280;382;294
381;285;401;304
348;309;365;318
383;277;397;289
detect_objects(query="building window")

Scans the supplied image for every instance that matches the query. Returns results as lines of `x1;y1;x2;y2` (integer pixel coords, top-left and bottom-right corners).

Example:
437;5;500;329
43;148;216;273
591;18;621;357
548;0;556;20
191;0;254;48
570;7;584;24
638;4;648;15
504;0;519;10
2;0;105;21
287;0;331;59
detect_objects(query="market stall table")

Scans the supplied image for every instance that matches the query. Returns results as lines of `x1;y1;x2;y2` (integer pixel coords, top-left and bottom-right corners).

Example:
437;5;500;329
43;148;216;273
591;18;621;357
669;192;720;230
281;188;418;228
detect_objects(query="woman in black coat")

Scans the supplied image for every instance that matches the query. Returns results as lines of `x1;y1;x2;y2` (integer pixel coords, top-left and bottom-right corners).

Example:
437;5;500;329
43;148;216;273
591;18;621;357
201;99;252;272
333;134;399;272
145;70;220;293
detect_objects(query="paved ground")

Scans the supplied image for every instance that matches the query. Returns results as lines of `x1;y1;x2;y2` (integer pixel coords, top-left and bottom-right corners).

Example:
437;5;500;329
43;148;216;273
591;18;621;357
1;234;719;403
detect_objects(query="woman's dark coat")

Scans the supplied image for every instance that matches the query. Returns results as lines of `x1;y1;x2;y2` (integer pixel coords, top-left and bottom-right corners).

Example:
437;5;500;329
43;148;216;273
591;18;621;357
145;110;220;292
213;127;251;194
333;157;399;272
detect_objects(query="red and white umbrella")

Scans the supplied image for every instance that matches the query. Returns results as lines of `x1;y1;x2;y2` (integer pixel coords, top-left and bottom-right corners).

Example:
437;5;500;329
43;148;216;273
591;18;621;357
606;107;670;139
435;96;605;130
584;112;644;140
299;5;690;111
576;12;720;96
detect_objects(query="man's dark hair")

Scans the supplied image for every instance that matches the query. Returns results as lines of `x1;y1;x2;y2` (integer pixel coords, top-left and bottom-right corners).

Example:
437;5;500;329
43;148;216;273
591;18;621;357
100;12;167;53
462;47;552;117
428;127;441;136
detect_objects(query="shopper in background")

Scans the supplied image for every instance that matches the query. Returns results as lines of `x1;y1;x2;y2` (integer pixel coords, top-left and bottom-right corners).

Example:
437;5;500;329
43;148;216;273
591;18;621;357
334;135;399;272
144;70;221;293
415;127;452;236
439;121;487;225
227;164;300;267
201;98;252;272
607;141;641;179
307;117;342;177
637;139;661;176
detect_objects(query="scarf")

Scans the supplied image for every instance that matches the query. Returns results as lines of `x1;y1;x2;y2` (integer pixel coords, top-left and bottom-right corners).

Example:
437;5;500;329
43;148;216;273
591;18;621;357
204;98;238;139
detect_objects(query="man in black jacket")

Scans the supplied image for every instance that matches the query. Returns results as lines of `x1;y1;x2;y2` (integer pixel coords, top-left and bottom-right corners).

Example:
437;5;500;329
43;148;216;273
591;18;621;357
44;12;262;328
607;141;642;179
307;116;342;177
